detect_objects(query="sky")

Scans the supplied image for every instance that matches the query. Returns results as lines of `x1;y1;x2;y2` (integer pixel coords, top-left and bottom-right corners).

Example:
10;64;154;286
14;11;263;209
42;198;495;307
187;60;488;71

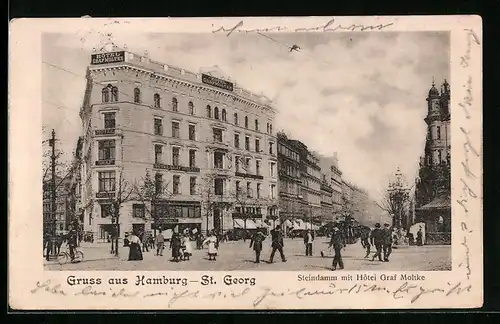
42;31;449;201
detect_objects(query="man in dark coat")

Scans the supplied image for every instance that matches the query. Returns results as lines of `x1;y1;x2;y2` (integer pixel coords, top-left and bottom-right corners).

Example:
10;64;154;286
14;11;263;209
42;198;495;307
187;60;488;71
249;228;266;263
329;226;345;270
67;227;78;262
382;223;393;262
44;233;53;261
268;225;287;263
360;225;371;258
370;223;384;262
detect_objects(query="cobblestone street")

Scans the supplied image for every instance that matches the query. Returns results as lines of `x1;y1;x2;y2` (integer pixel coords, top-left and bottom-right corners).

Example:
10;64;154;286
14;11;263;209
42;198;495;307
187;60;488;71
45;238;451;271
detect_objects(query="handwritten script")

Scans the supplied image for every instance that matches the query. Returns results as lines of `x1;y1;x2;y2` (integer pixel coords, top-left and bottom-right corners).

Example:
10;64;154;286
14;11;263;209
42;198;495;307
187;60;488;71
456;28;481;281
212;18;394;36
30;280;472;308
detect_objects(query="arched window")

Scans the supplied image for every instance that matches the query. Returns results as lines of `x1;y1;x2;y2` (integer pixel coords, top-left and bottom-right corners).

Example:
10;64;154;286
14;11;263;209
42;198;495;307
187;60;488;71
134;88;141;103
188;101;194;115
222;109;227;121
234;113;239;125
102;86;110;103
206;105;212;118
255;119;259;131
111;87;118;102
244;116;249;128
269;124;273;134
154;93;161;108
172;97;178;112
214;107;219;120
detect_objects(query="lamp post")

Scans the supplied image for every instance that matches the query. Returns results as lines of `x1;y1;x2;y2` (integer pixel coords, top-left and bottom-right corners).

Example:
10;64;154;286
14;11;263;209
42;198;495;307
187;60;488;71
387;167;410;230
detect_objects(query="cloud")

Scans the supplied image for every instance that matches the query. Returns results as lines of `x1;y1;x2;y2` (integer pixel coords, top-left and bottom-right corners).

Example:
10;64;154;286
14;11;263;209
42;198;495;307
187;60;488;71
42;31;449;200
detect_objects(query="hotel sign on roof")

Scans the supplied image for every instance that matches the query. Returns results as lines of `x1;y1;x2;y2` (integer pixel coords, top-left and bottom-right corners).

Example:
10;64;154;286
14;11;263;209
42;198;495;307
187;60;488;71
201;73;234;92
91;51;125;65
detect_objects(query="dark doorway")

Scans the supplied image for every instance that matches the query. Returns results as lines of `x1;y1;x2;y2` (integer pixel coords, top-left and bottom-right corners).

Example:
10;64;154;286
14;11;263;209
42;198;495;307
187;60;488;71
213;207;221;231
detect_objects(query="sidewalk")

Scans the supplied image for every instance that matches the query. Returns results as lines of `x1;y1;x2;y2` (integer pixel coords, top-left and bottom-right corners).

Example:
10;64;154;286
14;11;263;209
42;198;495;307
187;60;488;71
43;244;120;266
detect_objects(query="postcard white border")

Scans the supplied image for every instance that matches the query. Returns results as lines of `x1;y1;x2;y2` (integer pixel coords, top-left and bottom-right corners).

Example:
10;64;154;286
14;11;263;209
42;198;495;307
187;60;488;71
8;16;483;310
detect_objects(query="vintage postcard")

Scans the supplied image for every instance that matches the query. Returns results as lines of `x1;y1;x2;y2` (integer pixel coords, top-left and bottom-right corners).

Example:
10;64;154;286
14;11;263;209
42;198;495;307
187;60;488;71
9;16;482;310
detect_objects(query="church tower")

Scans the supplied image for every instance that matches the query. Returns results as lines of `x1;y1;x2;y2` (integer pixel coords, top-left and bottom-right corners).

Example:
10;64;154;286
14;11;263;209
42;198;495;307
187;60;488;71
415;79;451;244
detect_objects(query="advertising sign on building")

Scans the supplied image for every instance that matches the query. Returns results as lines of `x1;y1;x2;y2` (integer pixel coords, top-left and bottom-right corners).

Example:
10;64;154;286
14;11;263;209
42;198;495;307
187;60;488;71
91;51;125;65
201;73;234;92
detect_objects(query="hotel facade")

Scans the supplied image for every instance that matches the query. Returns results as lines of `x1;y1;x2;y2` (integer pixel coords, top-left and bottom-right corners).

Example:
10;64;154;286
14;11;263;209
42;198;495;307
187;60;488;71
80;49;278;240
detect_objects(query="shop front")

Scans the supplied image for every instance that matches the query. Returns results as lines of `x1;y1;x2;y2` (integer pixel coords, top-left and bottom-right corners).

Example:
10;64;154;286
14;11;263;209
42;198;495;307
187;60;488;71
152;200;202;239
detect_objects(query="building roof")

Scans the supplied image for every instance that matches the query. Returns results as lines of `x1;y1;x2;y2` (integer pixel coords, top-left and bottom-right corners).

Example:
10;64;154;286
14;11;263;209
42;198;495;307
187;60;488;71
418;194;451;210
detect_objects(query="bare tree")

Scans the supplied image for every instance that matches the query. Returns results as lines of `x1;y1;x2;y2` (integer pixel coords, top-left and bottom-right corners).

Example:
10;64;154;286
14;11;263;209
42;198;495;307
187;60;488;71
132;170;174;238
98;167;134;256
376;189;410;229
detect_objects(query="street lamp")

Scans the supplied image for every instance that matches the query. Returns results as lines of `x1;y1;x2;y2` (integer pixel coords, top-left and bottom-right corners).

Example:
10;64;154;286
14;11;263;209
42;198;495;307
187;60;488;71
387;168;410;230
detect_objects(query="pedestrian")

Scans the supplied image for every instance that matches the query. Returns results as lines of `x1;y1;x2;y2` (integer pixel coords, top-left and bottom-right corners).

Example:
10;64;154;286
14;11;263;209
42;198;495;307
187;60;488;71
303;230;314;256
181;233;193;261
416;227;423;246
360;225;371;258
128;231;143;261
44;233;53;261
170;230;182;262
141;232;149;252
370;223;384;262
249;228;266;263
203;230;218;261
155;231;165;256
67;227;78;262
55;233;64;255
196;233;204;250
330;226;345;270
123;233;130;247
268;225;287;263
382;223;393;262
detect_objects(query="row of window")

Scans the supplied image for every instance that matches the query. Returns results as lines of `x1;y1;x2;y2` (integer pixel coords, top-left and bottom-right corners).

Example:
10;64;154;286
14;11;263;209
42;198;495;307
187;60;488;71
278;143;300;161
97;171;277;199
101;85;274;134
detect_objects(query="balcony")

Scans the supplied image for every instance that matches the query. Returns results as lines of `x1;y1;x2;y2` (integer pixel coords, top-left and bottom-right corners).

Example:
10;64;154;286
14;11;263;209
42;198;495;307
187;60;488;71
234;172;264;180
232;212;263;219
96;192;115;199
95;159;115;166
153;163;200;173
95;128;117;136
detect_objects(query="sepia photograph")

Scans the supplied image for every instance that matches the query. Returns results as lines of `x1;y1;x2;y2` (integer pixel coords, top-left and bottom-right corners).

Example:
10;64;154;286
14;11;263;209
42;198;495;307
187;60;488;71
41;30;452;272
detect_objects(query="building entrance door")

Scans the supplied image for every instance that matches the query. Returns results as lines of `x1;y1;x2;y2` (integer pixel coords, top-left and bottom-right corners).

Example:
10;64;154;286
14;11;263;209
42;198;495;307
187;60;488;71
213;208;221;232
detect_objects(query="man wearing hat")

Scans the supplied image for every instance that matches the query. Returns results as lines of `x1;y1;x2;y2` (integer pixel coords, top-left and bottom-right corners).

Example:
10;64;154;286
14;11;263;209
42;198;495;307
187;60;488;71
370;223;384;262
382;223;393;262
268;225;287;263
249;227;266;263
329;226;345;270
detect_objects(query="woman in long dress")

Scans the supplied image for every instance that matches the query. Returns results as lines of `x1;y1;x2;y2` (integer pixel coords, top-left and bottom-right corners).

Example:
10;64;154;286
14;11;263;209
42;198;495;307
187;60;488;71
203;231;218;261
128;232;143;261
170;231;182;262
181;234;193;261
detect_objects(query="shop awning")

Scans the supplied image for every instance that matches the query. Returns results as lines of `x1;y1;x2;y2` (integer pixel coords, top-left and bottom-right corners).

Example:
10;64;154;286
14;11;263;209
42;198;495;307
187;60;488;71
233;218;258;229
233;219;245;228
419;195;451;210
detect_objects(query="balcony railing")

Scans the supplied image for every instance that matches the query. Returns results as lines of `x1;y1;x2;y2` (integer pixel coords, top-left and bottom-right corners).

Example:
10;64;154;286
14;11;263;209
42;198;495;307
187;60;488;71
153;163;200;173
96;192;116;199
95;159;115;166
95;128;117;136
232;213;263;219
235;172;264;180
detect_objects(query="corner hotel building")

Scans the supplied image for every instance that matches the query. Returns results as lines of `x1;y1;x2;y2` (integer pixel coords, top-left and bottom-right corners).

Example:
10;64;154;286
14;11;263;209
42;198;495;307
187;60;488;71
80;49;278;240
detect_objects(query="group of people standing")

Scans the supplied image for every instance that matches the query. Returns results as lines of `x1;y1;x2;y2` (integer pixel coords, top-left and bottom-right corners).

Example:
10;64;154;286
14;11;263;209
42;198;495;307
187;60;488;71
125;229;221;262
248;225;287;264
43;227;78;262
360;223;393;262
